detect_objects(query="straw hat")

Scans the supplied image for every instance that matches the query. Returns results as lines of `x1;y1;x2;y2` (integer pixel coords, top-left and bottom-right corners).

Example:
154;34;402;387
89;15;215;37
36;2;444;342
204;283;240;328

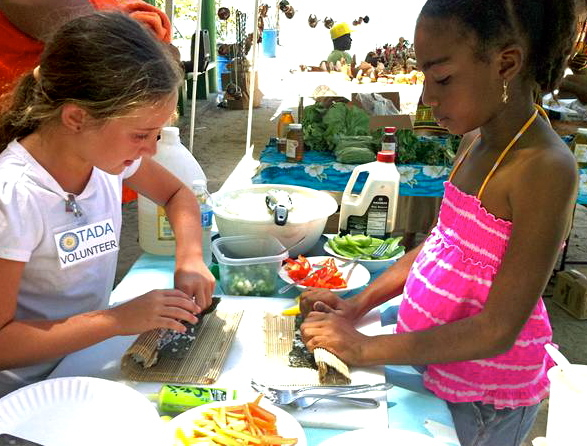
330;22;353;40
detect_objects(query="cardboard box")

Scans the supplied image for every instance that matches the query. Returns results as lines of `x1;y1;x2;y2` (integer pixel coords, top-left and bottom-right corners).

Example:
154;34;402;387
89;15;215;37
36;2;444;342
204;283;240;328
553;269;587;319
221;71;262;109
349;91;413;131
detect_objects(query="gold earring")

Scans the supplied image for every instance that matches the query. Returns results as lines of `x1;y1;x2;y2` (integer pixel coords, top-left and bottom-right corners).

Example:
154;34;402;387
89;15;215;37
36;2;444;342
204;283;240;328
502;79;509;104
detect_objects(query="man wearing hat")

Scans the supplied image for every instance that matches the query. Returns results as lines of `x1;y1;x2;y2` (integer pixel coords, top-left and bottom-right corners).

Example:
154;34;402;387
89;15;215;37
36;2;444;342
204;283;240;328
327;22;354;64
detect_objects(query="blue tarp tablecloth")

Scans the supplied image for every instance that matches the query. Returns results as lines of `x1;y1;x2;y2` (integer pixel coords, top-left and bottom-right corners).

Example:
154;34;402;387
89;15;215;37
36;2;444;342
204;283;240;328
253;141;587;205
252;143;451;197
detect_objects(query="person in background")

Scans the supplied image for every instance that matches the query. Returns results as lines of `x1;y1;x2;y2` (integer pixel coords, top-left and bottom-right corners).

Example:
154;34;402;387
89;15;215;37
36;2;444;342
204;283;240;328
0;0;173;203
0;12;215;397
301;1;578;444
0;0;172;97
326;22;354;65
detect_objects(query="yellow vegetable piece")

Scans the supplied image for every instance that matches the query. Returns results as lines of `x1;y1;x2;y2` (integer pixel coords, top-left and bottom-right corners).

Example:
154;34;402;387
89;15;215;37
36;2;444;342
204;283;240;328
220;427;262;444
211;432;241;446
281;304;300;316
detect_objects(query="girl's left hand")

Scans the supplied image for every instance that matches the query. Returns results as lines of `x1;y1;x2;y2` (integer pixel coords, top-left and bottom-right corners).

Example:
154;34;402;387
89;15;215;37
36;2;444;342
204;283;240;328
174;261;216;312
300;310;369;366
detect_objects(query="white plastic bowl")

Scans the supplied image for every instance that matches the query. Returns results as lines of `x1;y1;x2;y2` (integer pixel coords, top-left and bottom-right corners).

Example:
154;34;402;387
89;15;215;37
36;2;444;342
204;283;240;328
212;184;338;257
278;256;370;296
323;242;401;273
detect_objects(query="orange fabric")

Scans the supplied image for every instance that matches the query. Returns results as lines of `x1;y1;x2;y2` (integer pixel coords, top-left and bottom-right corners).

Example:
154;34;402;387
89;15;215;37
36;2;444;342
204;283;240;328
0;0;171;203
122;184;139;203
0;0;172;96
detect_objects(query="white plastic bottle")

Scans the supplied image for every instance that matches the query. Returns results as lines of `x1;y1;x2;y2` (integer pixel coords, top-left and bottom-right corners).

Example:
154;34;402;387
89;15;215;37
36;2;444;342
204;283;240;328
192;179;213;266
138;127;206;255
338;151;400;238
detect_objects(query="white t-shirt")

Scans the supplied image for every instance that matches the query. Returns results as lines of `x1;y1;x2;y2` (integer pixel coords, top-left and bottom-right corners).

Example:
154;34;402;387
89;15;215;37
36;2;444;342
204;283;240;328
0;140;141;396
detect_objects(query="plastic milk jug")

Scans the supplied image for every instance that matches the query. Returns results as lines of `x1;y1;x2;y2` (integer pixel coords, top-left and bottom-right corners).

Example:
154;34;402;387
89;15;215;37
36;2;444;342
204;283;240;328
338;151;400;238
138;127;206;255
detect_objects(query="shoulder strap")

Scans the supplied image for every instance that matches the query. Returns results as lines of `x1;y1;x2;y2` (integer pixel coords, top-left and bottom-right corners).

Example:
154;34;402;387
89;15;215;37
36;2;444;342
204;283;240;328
476;109;538;199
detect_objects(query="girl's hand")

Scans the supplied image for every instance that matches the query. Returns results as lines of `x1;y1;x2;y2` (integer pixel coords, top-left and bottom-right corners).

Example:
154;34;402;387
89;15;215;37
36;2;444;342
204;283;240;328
174;261;216;312
299;288;362;322
301;311;369;366
108;289;198;335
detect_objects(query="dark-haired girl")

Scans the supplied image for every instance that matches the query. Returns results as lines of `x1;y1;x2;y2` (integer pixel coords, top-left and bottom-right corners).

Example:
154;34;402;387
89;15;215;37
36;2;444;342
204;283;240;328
300;1;579;444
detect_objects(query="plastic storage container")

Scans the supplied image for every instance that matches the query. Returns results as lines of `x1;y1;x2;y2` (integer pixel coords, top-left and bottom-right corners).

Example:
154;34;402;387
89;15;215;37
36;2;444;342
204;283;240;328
338;151;400;238
211;235;287;296
138;127;206;255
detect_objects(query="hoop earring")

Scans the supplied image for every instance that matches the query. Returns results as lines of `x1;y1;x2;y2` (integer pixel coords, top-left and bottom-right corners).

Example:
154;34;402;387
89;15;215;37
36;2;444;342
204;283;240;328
502;79;509;104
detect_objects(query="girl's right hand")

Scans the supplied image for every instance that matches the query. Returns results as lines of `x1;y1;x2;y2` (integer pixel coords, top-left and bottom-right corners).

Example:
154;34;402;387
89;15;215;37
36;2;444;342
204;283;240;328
299;288;362;322
108;289;198;335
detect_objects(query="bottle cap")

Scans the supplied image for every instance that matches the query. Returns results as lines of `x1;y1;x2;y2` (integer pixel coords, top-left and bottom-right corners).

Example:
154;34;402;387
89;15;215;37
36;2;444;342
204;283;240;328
192;179;207;191
384;126;397;133
159;126;180;145
377;151;395;163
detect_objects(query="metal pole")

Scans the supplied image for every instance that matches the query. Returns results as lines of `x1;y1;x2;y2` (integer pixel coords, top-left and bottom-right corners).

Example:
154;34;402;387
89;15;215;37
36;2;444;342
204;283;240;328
165;0;174;28
245;0;260;156
189;0;204;153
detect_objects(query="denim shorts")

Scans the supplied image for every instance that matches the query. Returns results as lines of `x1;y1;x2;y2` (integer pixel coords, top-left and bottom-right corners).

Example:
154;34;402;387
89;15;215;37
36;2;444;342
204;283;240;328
447;400;541;446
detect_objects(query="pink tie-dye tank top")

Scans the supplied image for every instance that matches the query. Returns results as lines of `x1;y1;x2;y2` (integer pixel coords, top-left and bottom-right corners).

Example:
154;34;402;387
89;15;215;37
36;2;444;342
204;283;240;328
396;180;554;409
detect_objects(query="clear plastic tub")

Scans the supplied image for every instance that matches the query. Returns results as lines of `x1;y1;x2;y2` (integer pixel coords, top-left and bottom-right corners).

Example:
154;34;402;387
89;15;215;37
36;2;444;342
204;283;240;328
211;235;287;296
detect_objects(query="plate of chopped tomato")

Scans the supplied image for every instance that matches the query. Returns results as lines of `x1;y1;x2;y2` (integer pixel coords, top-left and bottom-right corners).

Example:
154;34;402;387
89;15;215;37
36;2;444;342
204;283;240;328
279;255;370;296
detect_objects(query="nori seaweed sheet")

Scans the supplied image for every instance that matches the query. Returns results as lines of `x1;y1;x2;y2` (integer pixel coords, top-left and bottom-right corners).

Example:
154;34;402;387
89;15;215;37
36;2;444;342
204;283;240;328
158;297;221;359
288;314;317;369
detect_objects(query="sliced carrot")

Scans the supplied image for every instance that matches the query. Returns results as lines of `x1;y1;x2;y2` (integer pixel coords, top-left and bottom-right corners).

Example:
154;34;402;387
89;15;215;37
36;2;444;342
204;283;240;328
247;402;277;424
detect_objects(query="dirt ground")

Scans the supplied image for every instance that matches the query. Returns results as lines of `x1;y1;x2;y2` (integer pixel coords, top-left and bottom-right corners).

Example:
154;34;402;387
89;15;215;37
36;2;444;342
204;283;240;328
116;88;587;445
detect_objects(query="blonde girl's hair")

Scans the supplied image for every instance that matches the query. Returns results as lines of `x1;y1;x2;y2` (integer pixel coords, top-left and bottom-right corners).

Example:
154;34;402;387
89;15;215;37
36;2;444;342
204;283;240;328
0;11;183;151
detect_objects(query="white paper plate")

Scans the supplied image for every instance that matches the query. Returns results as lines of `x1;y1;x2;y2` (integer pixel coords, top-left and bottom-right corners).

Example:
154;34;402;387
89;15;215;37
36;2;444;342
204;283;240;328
279;255;370;296
168;398;307;446
318;427;444;445
0;377;164;446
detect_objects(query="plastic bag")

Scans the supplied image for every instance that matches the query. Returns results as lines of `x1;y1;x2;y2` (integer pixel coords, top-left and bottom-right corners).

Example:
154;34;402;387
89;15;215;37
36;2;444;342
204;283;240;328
355;92;401;116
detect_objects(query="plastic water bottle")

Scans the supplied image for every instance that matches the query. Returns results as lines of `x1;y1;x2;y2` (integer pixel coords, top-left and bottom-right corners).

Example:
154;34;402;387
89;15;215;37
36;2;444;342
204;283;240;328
138;127;206;255
192;179;213;266
338;151;400;238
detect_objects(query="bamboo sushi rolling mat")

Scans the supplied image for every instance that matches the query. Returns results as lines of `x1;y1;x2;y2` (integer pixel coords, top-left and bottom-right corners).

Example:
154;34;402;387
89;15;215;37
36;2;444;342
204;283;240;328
121;310;243;384
262;312;346;386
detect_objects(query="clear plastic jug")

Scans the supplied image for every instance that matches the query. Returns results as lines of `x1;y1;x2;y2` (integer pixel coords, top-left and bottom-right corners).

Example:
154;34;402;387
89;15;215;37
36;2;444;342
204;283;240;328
138;127;206;255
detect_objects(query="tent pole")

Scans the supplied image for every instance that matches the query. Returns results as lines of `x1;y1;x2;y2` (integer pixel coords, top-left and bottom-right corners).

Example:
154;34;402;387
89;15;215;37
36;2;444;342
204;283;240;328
245;0;260;156
189;0;204;153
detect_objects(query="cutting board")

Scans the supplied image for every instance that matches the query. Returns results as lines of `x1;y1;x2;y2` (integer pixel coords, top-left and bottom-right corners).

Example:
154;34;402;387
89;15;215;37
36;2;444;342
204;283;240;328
211;297;389;431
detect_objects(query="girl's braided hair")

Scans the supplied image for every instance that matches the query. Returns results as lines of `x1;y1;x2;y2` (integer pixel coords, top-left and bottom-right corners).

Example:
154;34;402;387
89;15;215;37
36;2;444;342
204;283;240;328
419;0;578;94
0;11;183;152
